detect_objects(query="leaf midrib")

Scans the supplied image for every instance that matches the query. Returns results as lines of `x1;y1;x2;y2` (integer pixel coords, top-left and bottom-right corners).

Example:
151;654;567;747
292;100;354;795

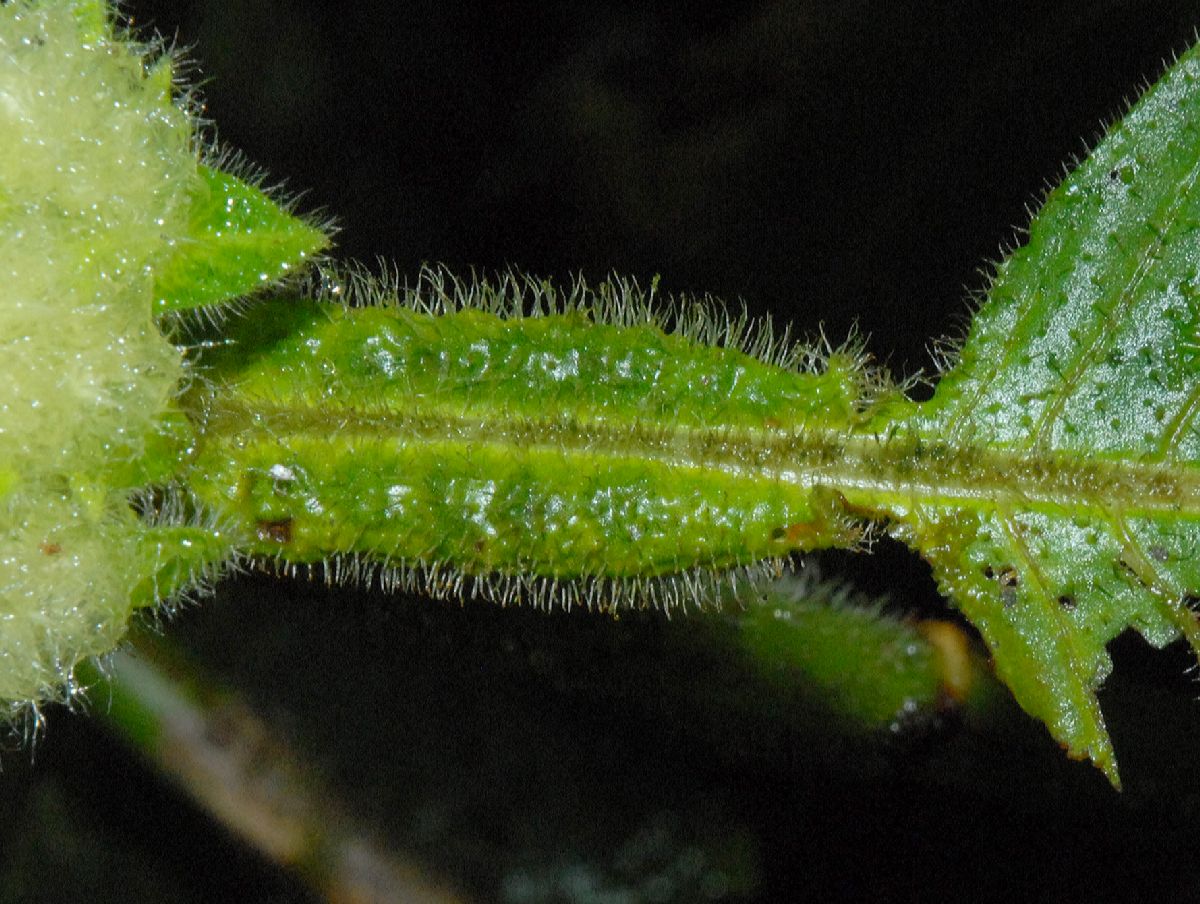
200;399;1200;525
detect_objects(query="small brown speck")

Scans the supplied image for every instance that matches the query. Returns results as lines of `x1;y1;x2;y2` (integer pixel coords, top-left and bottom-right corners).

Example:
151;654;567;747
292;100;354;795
256;519;293;544
785;522;820;543
39;541;62;555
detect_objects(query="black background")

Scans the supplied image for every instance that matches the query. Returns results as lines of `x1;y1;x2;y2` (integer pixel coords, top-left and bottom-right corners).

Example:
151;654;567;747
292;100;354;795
5;2;1200;902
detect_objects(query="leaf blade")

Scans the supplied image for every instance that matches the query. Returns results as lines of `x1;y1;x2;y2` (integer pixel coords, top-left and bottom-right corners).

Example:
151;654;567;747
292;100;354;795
153;164;329;314
894;43;1200;782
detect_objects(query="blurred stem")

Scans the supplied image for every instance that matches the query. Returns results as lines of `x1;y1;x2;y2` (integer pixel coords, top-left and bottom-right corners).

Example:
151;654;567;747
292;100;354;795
77;577;1007;904
76;640;469;904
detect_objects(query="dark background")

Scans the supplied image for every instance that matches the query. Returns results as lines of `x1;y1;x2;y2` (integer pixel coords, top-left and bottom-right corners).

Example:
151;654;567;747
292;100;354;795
5;2;1200;901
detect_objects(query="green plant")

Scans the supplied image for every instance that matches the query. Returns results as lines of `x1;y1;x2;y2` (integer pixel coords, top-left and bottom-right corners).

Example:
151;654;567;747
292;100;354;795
3;0;1199;790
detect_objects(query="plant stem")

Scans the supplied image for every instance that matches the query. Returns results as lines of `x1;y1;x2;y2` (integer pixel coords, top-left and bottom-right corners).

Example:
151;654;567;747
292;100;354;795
77;642;470;904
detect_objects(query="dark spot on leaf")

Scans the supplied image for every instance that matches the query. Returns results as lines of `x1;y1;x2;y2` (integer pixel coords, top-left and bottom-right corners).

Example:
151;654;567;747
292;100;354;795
256;519;292;544
39;541;61;555
997;565;1019;588
1117;557;1146;585
982;565;995;580
1057;594;1077;609
785;522;823;544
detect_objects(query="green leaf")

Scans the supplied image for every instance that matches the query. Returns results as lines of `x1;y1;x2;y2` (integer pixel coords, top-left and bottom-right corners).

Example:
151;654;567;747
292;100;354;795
0;0;206;709
184;280;873;601
885;44;1200;785
164;29;1199;784
68;0;109;43
152;164;329;314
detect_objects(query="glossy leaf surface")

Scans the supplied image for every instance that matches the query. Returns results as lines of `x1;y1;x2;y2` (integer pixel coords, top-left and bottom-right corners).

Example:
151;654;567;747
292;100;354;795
183;45;1200;784
890;44;1200;784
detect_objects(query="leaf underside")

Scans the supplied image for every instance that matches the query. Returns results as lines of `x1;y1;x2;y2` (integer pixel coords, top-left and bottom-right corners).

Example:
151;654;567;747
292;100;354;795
890;44;1200;785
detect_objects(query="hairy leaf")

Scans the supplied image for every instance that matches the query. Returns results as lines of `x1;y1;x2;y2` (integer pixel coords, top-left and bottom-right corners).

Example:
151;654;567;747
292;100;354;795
184;277;876;608
886;44;1200;784
7;0;1200;787
153;165;329;314
0;1;330;712
181;45;1200;785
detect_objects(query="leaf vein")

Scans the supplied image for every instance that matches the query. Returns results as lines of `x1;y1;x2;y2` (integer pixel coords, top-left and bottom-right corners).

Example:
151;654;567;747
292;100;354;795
1156;380;1200;460
1031;149;1200;446
1106;512;1200;647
